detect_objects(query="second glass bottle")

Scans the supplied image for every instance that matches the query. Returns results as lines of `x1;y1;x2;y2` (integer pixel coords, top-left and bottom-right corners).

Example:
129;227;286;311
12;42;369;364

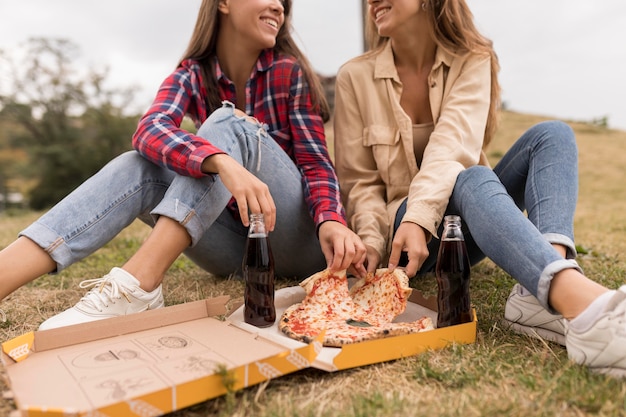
435;215;472;328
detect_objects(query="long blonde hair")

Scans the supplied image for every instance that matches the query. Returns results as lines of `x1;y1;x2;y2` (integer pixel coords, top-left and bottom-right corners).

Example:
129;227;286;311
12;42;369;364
364;0;501;147
179;0;330;121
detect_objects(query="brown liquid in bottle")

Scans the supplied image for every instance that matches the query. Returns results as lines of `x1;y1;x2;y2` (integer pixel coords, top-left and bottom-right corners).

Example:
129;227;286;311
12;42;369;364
435;216;472;328
242;215;276;328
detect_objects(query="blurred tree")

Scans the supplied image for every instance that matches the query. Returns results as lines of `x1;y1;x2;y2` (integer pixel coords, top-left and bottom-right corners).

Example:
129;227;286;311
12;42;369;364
0;38;139;209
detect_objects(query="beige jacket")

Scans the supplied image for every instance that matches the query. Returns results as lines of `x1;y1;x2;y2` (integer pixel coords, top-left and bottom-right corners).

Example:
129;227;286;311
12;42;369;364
334;41;491;261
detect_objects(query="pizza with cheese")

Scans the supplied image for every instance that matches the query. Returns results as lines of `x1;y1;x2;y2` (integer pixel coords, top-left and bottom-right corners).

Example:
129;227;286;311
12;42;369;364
278;268;434;347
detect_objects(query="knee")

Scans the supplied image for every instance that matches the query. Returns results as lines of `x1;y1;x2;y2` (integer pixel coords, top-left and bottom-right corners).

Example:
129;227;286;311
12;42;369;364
208;104;234;122
532;120;573;136
198;103;237;138
456;165;494;190
102;151;163;181
453;166;503;204
105;151;145;170
530;120;577;150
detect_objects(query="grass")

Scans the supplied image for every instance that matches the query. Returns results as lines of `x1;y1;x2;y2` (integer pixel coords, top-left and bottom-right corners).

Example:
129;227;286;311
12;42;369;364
1;110;626;416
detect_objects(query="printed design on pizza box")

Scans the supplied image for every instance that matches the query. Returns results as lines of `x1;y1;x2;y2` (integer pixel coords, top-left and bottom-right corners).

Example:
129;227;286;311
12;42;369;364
56;330;235;408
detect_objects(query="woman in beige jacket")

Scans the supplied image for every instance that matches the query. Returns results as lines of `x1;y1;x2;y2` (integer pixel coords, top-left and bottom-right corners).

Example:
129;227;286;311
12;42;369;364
334;0;626;377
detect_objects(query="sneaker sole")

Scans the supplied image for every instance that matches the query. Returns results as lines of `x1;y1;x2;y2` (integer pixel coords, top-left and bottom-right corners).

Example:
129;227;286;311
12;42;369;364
589;366;626;379
501;318;566;346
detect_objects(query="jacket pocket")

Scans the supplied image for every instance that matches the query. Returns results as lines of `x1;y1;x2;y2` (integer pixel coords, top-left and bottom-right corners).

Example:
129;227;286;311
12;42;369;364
363;125;409;186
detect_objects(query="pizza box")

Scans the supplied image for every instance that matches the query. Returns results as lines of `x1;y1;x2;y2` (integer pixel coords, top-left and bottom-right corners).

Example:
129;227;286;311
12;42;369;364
1;296;322;417
1;285;476;416
228;285;477;372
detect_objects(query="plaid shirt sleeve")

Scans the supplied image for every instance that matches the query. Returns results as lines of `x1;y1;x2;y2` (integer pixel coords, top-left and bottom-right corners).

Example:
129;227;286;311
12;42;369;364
284;61;347;227
131;61;222;178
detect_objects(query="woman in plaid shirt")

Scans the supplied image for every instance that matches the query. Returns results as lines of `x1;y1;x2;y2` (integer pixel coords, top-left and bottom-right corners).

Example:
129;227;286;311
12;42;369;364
0;0;366;329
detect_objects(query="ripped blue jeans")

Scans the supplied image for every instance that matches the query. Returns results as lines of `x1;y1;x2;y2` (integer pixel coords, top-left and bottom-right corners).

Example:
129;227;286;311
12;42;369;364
395;121;581;311
21;102;326;279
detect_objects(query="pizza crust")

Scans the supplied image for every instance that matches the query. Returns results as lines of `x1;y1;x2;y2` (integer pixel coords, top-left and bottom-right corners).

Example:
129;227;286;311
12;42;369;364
278;268;434;347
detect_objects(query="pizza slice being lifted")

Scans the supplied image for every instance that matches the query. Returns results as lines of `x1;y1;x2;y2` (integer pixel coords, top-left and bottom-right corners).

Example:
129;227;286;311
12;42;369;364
278;268;434;347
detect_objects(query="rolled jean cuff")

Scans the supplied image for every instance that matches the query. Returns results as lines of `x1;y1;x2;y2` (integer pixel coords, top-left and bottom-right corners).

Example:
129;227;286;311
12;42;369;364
19;222;72;273
150;199;207;247
536;258;583;313
543;233;577;259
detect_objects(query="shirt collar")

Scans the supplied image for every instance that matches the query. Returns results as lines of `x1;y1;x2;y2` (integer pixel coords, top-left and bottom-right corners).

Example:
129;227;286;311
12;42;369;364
256;48;275;72
374;40;454;81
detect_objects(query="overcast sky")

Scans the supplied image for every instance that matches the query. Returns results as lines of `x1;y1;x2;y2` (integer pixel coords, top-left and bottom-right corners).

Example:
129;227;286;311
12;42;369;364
1;0;625;130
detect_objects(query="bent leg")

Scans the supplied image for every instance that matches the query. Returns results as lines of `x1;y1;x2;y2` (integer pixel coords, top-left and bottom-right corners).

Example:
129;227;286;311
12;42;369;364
177;104;326;279
419;121;580;276
1;151;174;299
450;165;579;311
19;151;174;272
2;151;174;330
452;165;607;319
493;120;578;258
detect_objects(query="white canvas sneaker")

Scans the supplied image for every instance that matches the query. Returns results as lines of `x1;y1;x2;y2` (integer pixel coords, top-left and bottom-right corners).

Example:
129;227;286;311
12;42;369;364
565;286;626;377
38;267;164;330
503;283;566;346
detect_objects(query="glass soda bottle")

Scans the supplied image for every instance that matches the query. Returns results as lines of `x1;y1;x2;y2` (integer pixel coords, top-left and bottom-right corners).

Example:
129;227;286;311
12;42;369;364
242;213;276;328
435;215;472;328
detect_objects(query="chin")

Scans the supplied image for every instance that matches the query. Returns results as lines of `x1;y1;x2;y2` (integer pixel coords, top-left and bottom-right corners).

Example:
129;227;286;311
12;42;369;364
263;39;278;49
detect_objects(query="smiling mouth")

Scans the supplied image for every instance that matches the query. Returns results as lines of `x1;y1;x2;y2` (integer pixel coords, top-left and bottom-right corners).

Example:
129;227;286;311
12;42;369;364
375;8;390;20
261;18;279;30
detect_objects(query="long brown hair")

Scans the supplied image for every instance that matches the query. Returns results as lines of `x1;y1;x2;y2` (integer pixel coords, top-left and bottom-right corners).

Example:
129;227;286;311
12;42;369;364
364;0;501;147
179;0;330;122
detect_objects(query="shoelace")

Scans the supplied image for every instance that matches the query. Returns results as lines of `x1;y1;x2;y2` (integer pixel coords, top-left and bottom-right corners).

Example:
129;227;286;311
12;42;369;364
78;275;133;312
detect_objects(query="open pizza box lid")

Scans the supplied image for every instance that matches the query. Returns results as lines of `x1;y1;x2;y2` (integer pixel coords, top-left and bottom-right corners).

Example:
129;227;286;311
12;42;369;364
228;285;477;372
1;296;322;417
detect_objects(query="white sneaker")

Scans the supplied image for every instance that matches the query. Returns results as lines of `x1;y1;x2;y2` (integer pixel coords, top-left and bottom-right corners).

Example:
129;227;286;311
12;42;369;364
503;283;566;346
565;286;626;377
38;267;164;330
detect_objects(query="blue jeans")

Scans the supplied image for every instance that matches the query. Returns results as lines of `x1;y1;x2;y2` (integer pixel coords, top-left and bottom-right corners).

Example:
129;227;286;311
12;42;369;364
20;102;326;279
395;121;581;311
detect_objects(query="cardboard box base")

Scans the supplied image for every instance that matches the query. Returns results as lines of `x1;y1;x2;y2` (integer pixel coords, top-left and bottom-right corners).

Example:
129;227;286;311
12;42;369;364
2;287;476;416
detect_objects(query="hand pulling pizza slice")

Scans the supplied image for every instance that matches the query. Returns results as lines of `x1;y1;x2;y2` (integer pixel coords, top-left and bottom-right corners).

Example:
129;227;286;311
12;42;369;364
279;268;434;347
